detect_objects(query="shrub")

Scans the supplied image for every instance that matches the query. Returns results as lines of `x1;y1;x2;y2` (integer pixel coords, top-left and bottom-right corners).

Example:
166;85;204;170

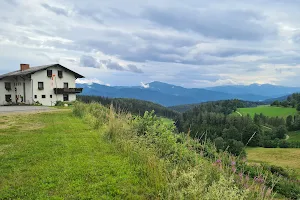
73;101;87;118
55;101;64;106
278;140;289;148
263;140;278;148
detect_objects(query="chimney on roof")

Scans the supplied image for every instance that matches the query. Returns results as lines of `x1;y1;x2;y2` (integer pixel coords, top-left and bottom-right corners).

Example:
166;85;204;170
20;64;30;71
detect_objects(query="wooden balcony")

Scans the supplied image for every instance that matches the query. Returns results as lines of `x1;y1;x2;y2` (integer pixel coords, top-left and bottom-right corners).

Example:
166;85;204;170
53;88;83;94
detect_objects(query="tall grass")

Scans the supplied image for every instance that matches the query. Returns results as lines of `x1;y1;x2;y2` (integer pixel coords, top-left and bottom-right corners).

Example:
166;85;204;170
73;102;276;199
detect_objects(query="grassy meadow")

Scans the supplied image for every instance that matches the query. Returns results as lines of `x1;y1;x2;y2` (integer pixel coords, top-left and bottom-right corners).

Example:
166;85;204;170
0;111;155;199
237;105;298;118
246;148;300;178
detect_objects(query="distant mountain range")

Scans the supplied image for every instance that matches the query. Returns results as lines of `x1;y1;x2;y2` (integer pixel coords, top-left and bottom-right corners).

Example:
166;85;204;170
77;81;300;107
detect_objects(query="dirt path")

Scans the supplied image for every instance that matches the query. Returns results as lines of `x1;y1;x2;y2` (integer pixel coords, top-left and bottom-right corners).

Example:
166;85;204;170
236;111;242;116
0;106;67;115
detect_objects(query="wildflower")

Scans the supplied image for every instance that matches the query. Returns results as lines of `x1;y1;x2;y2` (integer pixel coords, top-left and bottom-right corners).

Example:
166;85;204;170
216;159;222;164
239;172;243;180
231;161;236;166
245;174;249;182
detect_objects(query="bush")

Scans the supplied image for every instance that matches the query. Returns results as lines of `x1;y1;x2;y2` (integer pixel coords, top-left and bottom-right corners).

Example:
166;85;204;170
55;101;64;106
278;140;289;148
263;140;278;148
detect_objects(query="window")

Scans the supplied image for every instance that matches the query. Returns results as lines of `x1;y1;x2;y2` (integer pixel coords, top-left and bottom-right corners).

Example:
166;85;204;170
63;94;69;101
64;82;68;89
5;82;11;90
47;69;52;77
58;70;63;78
38;82;44;90
34;95;37;99
42;95;46;98
50;95;52;98
5;95;12;102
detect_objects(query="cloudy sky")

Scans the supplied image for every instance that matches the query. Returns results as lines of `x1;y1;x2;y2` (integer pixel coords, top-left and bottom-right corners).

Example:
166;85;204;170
1;0;300;87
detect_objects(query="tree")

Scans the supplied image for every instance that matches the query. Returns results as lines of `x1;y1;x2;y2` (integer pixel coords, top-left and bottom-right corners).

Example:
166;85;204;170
291;99;297;108
214;137;224;151
281;101;289;107
297;104;300;111
242;124;261;146
222;126;242;141
286;115;293;129
225;139;245;156
275;125;288;139
271;100;280;106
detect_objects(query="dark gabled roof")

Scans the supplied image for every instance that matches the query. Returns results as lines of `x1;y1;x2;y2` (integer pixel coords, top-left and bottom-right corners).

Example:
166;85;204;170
0;64;84;80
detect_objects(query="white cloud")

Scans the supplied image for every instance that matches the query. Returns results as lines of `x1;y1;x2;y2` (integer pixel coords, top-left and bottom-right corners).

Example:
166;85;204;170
76;78;104;85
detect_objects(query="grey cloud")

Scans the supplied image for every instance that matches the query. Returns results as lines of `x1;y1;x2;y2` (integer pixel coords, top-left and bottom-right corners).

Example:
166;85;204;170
76;8;104;24
80;55;100;68
41;3;69;16
142;7;277;41
209;48;265;58
134;31;198;48
103;60;125;71
79;56;143;73
127;64;143;73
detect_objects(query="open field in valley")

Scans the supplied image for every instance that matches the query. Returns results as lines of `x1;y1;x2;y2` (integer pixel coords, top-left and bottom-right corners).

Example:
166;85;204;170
246;147;300;178
238;105;298;118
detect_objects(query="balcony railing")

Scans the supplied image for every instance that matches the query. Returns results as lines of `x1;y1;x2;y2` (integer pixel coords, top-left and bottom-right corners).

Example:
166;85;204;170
53;88;83;94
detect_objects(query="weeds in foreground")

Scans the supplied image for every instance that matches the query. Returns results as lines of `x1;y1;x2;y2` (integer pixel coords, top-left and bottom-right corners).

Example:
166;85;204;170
73;102;278;199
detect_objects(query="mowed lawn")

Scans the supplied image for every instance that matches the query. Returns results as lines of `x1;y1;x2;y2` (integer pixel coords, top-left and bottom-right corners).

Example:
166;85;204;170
0;111;154;199
246;148;300;177
238;105;298;118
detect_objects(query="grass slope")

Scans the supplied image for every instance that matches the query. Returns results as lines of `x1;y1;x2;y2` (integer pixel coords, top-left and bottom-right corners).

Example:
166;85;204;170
238;105;297;118
246;147;300;178
288;130;300;142
0;111;153;199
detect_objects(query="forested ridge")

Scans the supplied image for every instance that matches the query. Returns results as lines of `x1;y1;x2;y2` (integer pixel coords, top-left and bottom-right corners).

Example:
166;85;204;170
169;99;266;113
78;95;300;152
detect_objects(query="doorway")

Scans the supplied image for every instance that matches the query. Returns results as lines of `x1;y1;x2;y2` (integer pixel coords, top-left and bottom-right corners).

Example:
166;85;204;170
63;94;69;101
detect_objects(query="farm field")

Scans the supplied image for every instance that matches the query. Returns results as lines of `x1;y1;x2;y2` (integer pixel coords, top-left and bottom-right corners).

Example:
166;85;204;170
237;105;297;118
246;148;300;178
0;111;154;199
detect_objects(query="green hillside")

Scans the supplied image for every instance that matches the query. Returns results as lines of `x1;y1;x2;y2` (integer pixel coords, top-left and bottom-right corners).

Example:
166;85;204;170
237;105;298;118
0;111;157;199
1;103;299;199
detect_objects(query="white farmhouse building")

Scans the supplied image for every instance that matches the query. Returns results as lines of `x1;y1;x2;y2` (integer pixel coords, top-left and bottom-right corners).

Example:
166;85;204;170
0;64;84;106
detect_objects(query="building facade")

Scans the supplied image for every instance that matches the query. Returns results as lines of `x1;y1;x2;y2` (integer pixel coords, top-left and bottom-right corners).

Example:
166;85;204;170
0;64;84;106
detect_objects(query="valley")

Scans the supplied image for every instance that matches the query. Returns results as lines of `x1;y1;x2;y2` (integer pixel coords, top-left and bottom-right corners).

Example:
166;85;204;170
2;90;300;199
